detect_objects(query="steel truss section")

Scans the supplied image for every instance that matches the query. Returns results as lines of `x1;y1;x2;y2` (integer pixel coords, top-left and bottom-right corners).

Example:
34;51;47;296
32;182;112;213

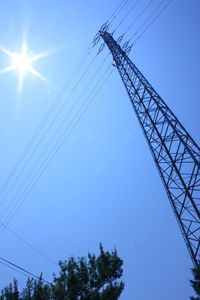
100;30;200;268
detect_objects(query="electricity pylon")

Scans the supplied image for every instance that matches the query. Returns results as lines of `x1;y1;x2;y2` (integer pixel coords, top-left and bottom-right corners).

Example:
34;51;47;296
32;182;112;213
100;30;200;268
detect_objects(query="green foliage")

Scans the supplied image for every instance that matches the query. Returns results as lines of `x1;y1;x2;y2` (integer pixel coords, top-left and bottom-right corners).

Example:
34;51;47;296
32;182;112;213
190;263;200;300
53;243;124;299
0;278;19;300
0;244;124;300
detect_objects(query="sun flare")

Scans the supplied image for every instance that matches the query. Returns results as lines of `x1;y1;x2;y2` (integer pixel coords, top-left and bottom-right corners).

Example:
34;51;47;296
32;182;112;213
0;41;49;91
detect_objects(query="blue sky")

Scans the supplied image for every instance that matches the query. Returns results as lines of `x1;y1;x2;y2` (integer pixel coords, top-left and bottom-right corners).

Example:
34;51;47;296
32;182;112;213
0;1;199;299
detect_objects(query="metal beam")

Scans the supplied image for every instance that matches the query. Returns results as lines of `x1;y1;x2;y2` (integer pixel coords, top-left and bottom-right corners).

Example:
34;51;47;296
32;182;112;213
100;30;200;268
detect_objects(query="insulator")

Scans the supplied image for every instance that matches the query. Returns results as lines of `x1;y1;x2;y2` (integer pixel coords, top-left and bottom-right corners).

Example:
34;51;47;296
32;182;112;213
126;44;133;55
100;22;108;32
122;42;128;51
117;34;124;44
97;43;105;55
93;33;99;43
92;34;100;48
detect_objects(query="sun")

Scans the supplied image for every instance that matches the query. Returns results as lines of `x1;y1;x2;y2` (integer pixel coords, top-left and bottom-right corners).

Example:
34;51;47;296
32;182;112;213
0;41;49;91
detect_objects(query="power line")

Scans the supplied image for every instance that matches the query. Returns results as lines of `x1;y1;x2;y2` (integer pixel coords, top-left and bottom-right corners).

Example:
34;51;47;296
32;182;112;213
132;0;172;44
107;0;129;26
3;66;113;228
110;0;172;53
108;0;171;53
0;257;51;284
0;1;172;267
1;66;113;230
0;50;100;217
0;222;57;266
0;43;97;284
0;0;129;208
0;0;129;227
0;44;95;205
124;0;154;34
0;0;124;250
91;0;131;48
0;260;28;278
0;0;172;225
0;0;173;225
113;0;140;34
0;53;110;228
0;2;143;283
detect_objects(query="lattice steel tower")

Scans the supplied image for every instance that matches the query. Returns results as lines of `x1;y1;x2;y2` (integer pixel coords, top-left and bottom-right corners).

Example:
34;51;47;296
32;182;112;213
100;30;200;268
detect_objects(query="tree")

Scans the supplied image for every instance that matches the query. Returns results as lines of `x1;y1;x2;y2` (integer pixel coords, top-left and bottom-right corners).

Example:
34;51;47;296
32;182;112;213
0;244;124;300
32;275;51;300
0;278;19;300
21;278;33;300
190;263;200;300
52;243;124;299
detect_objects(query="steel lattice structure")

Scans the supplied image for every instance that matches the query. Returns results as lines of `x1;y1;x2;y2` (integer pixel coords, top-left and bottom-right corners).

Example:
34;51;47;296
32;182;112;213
100;30;200;268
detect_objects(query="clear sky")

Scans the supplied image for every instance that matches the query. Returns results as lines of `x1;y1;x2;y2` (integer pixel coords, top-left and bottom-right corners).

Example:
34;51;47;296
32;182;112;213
0;1;199;299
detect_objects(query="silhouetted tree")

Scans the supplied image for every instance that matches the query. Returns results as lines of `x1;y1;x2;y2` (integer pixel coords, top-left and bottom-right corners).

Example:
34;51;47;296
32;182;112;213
52;243;124;299
190;263;200;300
0;244;124;300
21;278;33;300
32;274;51;300
0;278;19;300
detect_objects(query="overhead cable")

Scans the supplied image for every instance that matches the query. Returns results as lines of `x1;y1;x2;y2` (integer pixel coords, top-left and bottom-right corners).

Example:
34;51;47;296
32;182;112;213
0;0;130;207
107;0;129;26
0;45;95;205
0;51;100;215
132;0;173;44
2;66;113;228
0;256;51;284
124;0;154;34
0;52;110;227
113;0;140;34
0;222;57;266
